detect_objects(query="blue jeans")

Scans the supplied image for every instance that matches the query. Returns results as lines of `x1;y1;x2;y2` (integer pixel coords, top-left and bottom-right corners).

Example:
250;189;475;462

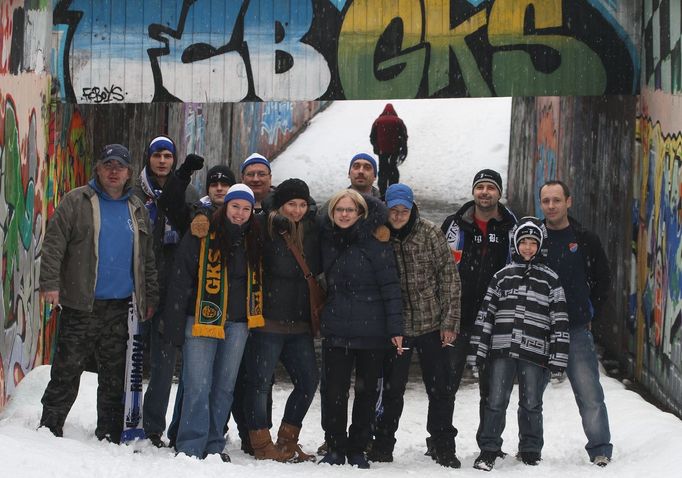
246;331;319;429
175;318;248;457
567;326;612;460
143;311;179;436
479;357;549;454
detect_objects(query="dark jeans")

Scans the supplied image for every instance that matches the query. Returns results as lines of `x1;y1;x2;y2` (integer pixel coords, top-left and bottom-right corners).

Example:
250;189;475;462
479;357;549;454
374;331;457;452
40;300;129;441
246;331;319;429
322;344;386;454
449;330;496;446
143;311;179;436
378;153;400;197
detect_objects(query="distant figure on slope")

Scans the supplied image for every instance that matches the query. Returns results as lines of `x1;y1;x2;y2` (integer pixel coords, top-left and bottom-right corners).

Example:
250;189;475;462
370;103;408;198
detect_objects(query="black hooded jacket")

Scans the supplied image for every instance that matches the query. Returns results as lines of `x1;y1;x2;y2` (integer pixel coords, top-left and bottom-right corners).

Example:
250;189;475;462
441;200;517;331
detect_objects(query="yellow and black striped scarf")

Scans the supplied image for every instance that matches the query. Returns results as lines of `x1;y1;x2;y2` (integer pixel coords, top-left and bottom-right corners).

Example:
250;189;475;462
193;232;264;338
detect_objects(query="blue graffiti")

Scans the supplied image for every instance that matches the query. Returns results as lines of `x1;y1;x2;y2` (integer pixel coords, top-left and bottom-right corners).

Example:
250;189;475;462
261;102;294;145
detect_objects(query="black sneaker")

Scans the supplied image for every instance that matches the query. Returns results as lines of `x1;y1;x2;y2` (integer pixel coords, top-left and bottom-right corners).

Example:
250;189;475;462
220;452;231;463
517;451;541;466
317;441;328;456
148;434;166;448
434;447;461;469
367;448;393;463
473;451;497;471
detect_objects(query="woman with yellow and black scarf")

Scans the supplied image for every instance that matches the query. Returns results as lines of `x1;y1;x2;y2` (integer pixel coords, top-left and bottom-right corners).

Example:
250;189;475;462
160;183;264;462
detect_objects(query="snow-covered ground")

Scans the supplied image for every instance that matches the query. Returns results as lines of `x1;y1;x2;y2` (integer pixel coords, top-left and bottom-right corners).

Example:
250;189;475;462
3;99;681;477
271;98;512;212
2;365;682;477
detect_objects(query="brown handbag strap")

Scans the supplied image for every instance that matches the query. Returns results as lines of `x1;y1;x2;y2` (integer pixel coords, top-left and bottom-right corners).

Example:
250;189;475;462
282;232;314;280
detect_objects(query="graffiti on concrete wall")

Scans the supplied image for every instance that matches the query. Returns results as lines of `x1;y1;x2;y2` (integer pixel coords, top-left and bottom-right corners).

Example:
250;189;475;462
52;0;639;103
261;102;294;146
0;91;46;408
533;97;559;216
0;0;50;75
634;113;682;362
642;0;682;93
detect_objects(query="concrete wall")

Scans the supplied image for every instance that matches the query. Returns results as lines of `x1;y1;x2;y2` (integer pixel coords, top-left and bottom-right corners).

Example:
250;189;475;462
0;0;52;411
632;0;682;413
51;0;640;102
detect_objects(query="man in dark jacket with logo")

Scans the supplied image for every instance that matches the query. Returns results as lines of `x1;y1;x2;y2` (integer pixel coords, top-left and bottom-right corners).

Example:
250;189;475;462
370;104;408;198
39;144;158;443
440;169;516;456
539;180;613;468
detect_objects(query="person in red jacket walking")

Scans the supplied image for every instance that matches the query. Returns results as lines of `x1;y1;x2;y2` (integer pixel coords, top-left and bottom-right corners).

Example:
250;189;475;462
370;103;408;198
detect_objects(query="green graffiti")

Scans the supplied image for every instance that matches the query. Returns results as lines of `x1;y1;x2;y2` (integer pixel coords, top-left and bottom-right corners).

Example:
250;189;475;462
488;0;607;95
2;99;36;325
338;0;426;99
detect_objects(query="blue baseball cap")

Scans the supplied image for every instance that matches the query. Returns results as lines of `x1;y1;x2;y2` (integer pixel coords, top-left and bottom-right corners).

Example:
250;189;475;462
385;183;414;209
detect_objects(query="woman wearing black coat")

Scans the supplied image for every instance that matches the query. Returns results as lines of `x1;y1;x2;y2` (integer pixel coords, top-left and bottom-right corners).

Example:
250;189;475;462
318;189;404;468
245;179;320;462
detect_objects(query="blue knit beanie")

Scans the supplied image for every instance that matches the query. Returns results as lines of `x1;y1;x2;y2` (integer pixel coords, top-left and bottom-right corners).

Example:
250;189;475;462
349;152;378;176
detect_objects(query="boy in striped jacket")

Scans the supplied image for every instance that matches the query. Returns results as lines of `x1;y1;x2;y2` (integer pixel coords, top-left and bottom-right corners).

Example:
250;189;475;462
468;217;570;471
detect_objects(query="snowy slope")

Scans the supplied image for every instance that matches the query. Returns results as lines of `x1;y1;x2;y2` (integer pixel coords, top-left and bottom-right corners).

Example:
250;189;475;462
270;98;512;209
2;365;682;477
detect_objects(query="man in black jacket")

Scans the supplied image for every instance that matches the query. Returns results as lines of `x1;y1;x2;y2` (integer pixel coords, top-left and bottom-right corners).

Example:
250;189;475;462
540;180;613;468
133;136;202;447
440;169;516;457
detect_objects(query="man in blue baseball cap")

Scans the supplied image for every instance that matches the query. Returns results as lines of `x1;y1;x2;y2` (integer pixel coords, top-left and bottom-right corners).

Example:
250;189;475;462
368;183;462;468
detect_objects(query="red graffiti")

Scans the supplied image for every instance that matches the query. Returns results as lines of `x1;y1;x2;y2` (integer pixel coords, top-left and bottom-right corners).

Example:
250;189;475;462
0;0;15;75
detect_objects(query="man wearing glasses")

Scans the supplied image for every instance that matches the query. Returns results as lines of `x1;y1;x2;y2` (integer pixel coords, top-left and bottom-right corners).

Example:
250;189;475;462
241;153;273;213
39;144;158;443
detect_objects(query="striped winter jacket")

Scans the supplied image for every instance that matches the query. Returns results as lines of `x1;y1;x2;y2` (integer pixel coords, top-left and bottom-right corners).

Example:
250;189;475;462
468;259;570;371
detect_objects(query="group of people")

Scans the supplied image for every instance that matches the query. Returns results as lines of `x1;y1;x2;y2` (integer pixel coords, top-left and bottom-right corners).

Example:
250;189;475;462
38;131;613;470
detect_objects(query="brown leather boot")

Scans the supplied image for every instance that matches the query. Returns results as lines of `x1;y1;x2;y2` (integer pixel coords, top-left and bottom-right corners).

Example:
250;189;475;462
276;422;316;462
249;429;294;462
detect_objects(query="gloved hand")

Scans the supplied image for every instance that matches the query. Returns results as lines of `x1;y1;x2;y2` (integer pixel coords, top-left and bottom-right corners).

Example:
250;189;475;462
373;146;379;155
176;153;204;180
550;367;566;384
273;214;292;235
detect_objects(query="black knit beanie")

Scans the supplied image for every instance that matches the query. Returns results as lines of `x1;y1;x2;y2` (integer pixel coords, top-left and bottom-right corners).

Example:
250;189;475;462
205;165;236;193
273;178;310;210
472;169;503;194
